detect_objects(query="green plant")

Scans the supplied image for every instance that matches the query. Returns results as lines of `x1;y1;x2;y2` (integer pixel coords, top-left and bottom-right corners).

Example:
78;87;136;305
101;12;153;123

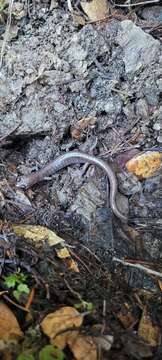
17;345;65;360
4;270;30;301
17;354;35;360
39;345;65;360
74;300;94;312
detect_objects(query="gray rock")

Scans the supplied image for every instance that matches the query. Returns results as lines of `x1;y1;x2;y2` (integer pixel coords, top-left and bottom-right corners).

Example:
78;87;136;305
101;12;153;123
136;98;148;119
20;107;51;135
157;135;162;143
153;122;161;131
56;188;69;207
0;112;19;137
54;102;68;113
70;181;104;222
116;192;129;217
157;78;162;92
139;6;162;24
104;97;122;115
143;81;159;106
117;171;142;196
117;20;160;73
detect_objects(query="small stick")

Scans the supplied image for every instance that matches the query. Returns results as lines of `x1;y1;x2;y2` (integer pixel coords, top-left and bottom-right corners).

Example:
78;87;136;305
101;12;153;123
64;278;83;302
113;257;162;279
101;299;107;334
114;0;159;7
2;294;29;312
81;244;103;264
25;287;35;310
69;248;93;275
45;283;50;300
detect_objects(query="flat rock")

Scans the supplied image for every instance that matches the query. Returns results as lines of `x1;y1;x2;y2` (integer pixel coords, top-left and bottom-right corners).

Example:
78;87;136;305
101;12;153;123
117;20;160;74
139;6;162;23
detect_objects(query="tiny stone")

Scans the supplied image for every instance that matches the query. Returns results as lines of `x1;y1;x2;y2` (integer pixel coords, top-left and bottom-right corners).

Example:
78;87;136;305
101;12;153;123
136;99;148;119
153;122;161;131
139;6;162;24
157;79;162;92
157;135;162;143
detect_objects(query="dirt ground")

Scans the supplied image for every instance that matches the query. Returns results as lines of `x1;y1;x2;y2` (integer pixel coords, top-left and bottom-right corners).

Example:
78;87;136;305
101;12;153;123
1;0;162;359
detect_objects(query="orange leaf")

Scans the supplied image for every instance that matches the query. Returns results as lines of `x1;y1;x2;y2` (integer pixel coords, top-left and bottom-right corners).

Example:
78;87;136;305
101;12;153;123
41;306;83;349
138;307;160;346
55;247;79;272
117;309;137;329
80;0;109;21
0;302;23;345
126;151;162;179
68;334;97;360
71;117;96;140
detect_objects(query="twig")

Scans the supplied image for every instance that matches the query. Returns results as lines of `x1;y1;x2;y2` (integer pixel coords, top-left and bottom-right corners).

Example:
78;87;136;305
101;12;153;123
25;287;35;310
64;278;83;302
101;299;106;334
114;0;159;7
113;257;162;279
0;0;14;68
45;283;50;300
2;293;29;312
111;126;135;149
81;244;103;264
69;248;93;275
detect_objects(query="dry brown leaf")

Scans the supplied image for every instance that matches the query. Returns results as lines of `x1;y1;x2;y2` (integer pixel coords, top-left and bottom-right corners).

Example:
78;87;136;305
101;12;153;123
64;258;79;272
56;247;71;259
1;349;13;360
12;224;64;247
80;0;108;21
72;13;86;26
0;302;23;349
138;307;160;347
55;247;79;272
67;0;86;25
117;309;137;329
41;306;83;349
126;151;162;179
15;190;32;208
158;279;162;291
71;117;97;140
68;334;97;360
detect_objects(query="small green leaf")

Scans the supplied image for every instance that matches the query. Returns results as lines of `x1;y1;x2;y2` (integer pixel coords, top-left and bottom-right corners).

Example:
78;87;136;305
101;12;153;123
4;275;17;288
74;303;82;310
39;345;65;360
17;283;30;294
84;301;94;312
74;301;94;312
13;290;21;301
17;272;28;284
17;354;35;360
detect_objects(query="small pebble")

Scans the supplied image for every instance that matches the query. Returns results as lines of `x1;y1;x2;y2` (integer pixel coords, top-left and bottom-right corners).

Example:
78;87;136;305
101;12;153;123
153;122;161;131
157;135;162;143
136;98;148;119
157;79;162;92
